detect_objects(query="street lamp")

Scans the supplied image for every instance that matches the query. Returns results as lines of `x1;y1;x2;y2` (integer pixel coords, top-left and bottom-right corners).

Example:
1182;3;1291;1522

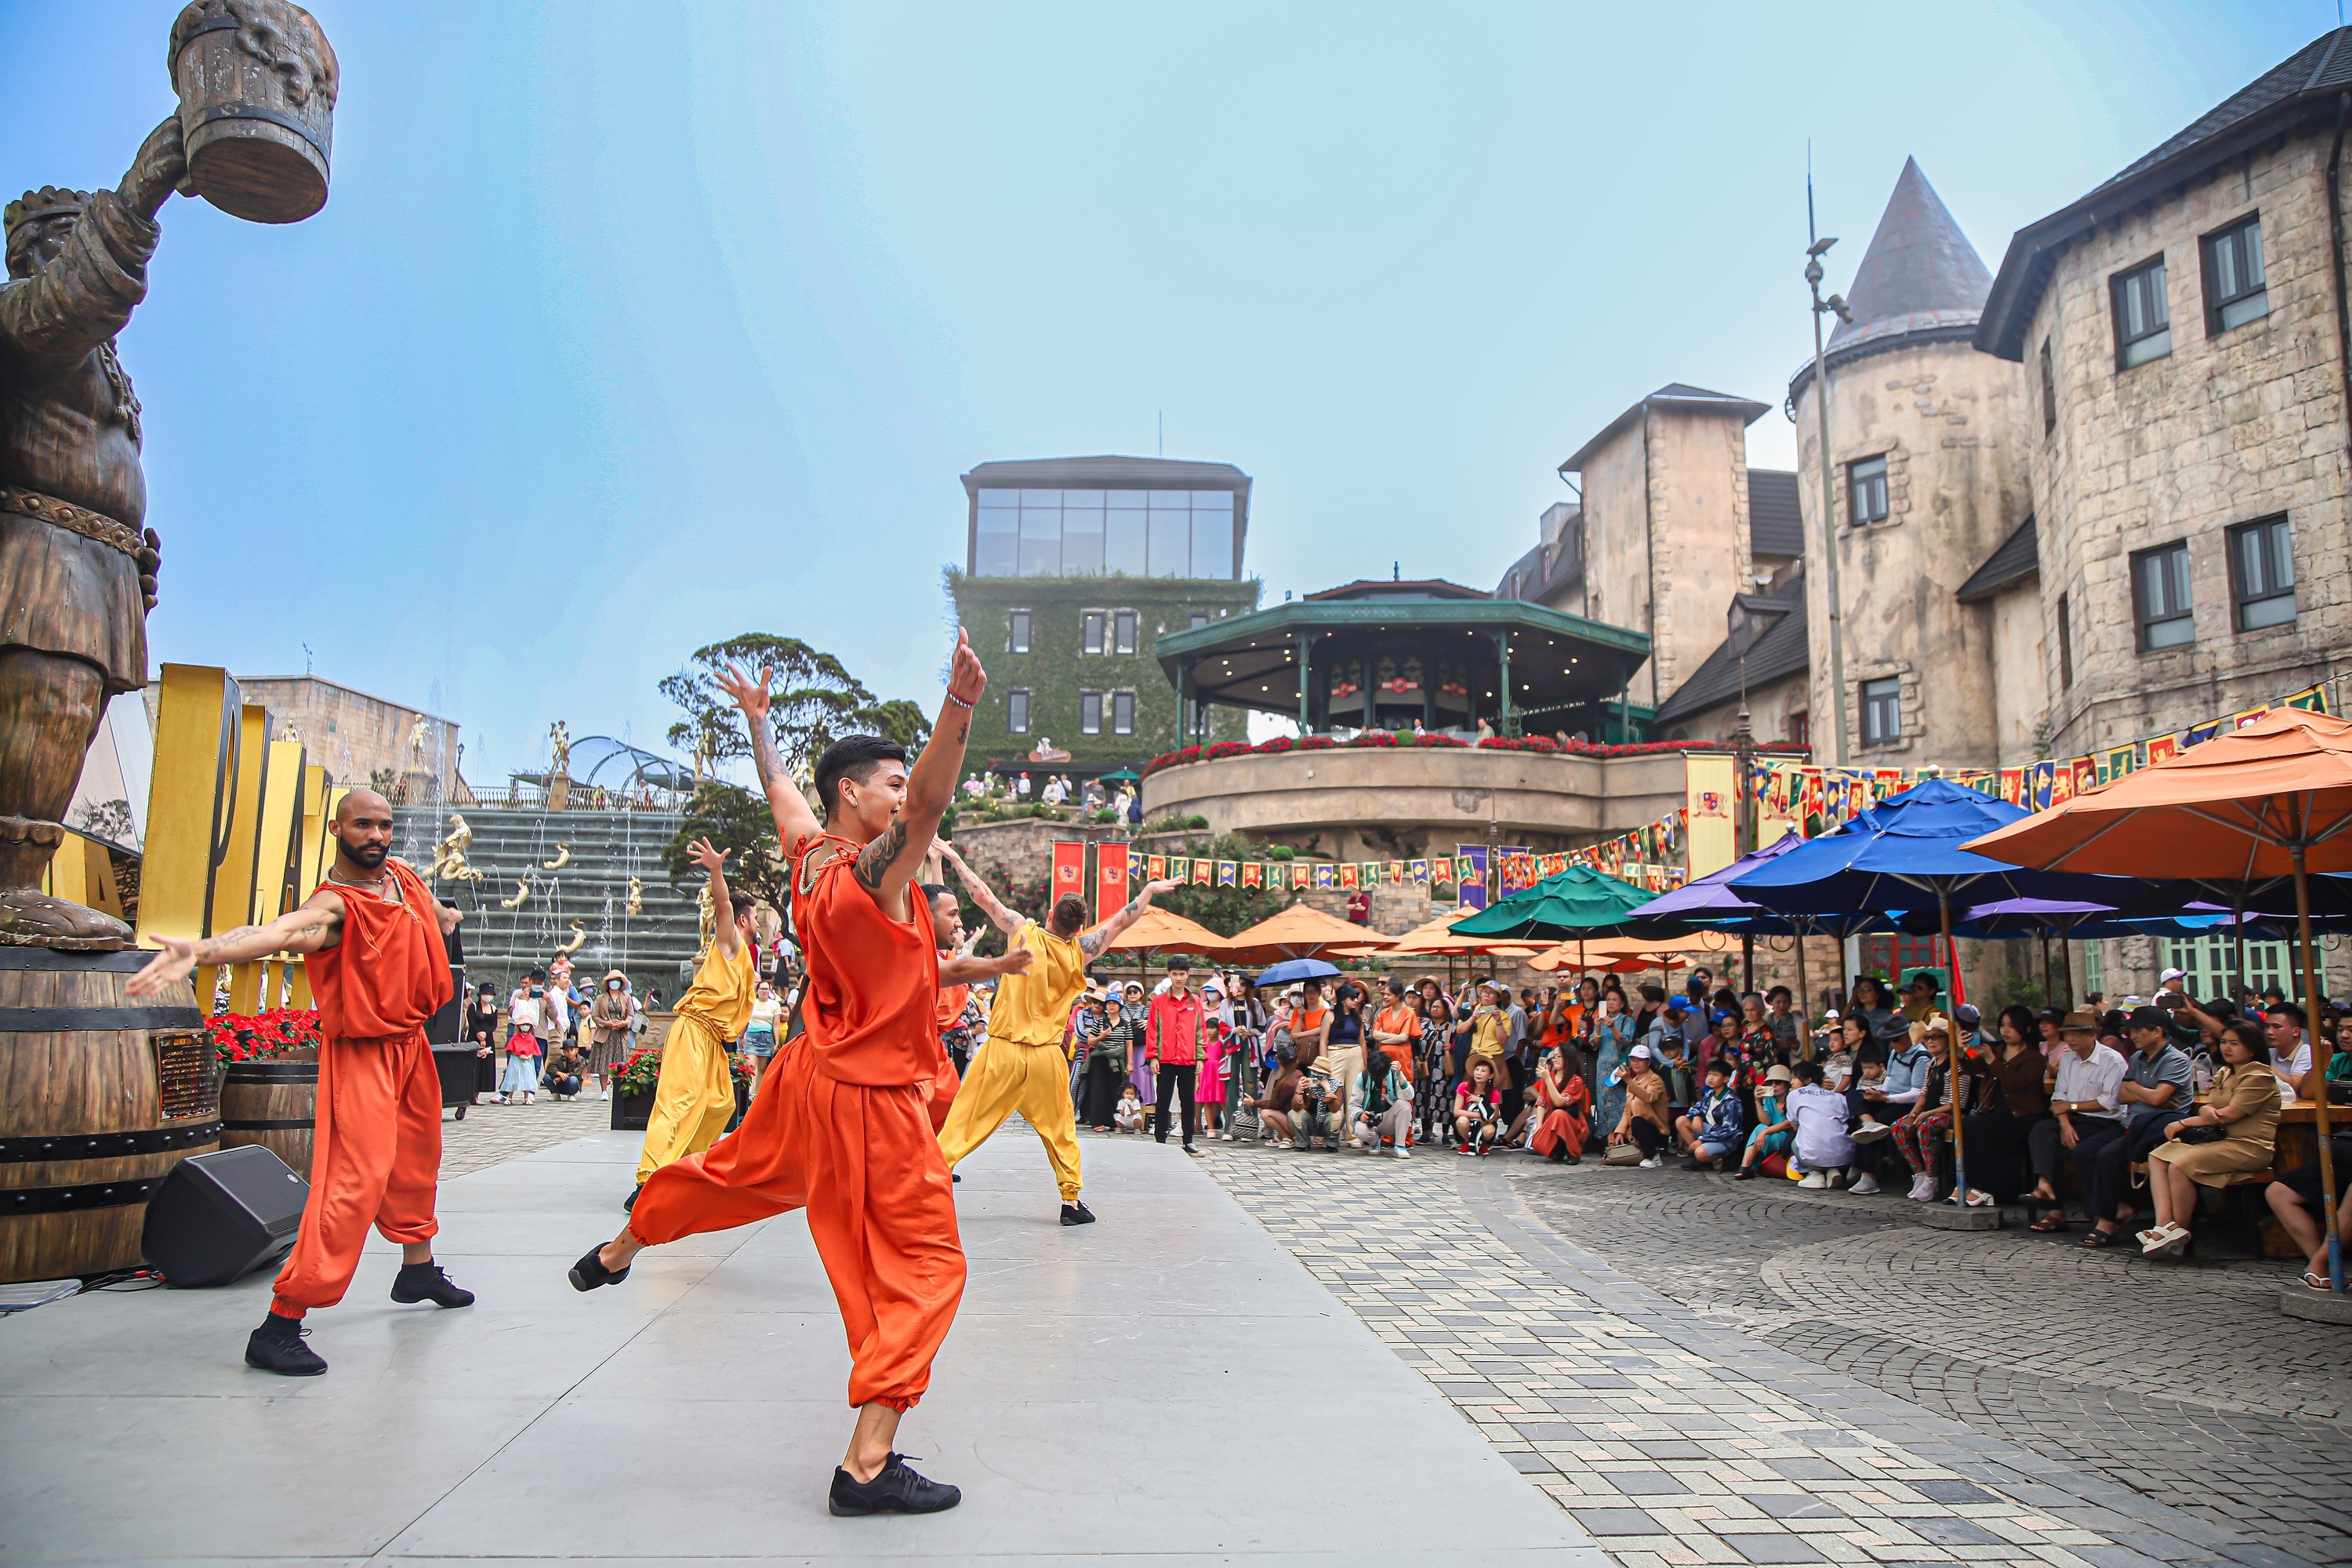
1727;590;1785;991
1805;230;1855;768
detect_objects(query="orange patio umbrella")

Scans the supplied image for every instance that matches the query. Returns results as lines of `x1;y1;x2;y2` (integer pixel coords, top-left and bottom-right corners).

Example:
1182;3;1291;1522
1100;905;1232;989
1221;898;1395;964
1965;707;2348;1293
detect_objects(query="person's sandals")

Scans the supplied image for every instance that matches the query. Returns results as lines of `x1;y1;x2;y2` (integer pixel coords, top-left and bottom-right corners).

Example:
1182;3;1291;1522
2305;1269;2336;1290
2079;1228;2118;1248
2029;1210;2068;1232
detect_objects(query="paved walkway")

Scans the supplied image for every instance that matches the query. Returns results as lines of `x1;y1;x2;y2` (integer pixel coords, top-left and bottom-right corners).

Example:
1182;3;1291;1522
1192;1137;2335;1568
0;1124;1594;1566
437;1088;621;1178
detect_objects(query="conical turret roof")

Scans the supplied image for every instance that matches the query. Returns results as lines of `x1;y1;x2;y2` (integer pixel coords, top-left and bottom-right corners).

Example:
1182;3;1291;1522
1827;158;1991;354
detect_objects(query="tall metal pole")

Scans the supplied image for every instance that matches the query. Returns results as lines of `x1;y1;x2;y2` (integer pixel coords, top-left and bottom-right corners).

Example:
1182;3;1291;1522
1806;183;1852;768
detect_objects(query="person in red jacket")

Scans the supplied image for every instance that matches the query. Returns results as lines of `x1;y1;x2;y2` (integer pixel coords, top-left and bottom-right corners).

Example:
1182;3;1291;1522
1145;956;1207;1154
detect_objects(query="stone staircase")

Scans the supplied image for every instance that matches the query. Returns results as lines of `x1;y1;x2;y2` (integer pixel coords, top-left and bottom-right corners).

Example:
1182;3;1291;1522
412;807;702;996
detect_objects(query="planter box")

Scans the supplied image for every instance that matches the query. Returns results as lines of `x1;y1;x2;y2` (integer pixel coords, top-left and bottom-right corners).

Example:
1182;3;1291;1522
612;1092;652;1132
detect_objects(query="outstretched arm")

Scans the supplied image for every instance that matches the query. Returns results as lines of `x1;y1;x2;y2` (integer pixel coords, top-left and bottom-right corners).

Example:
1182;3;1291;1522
717;662;825;862
939;948;1034;985
688;838;739;957
125;890;346;999
1079;878;1179;960
853;629;987;907
937;839;1023;938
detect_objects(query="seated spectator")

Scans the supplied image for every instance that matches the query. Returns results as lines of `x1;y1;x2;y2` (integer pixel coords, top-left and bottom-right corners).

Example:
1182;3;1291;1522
543;1039;589;1101
1961;1004;2057;1208
1765;985;1802;1060
1606;1044;1673;1167
2078;1005;2197;1247
1881;1019;1932;1124
1676;1059;1747;1170
1784;1060;1853;1188
1454;1058;1504;1155
1653;1031;1697;1125
1113;1083;1149;1134
2143;1019;2281;1256
1353;1050;1414;1159
1528;1047;1590;1163
1294;1066;1345;1152
2267;1129;2352;1291
1890;1017;1970;1203
1242;1062;1298;1146
2031;1007;2128;1231
1733;1064;1795;1179
1821;1011;1863;1091
2267;1000;2321;1102
1846;1040;1896;1148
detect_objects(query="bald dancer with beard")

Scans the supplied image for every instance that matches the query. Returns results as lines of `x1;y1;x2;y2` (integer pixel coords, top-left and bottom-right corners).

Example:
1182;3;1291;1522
129;789;472;1375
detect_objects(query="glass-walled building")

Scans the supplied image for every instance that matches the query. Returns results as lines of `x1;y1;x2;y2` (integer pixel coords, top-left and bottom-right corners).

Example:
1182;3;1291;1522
953;456;1258;772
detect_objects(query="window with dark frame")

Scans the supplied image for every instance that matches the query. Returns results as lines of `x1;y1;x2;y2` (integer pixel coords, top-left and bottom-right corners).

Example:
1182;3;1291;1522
1784;711;1809;746
1007;610;1031;654
1007;689;1031;733
1081;610;1105;655
2056;592;2074;688
1859;677;1900;748
2131;540;2194;650
1848;456;1889;525
2039;339;2057;435
1079;691;1102;735
1113;609;1138;655
1111;691;1135;735
2112;256;2171;368
2227;515;2295;630
1188;610;1210;630
2201;216;2268;335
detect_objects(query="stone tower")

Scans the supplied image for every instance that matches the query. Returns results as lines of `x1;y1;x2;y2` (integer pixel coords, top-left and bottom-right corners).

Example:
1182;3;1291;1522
1791;158;2033;770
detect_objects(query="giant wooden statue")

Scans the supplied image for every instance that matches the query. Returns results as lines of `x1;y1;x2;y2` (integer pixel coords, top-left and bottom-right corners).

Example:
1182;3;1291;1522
0;0;336;949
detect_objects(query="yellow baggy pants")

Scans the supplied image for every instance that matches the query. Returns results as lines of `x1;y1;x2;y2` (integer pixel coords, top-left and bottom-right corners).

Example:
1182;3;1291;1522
636;1012;735;1185
937;1037;1083;1201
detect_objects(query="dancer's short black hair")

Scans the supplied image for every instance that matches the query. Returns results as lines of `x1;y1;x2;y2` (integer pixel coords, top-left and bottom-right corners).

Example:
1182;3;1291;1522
814;735;907;814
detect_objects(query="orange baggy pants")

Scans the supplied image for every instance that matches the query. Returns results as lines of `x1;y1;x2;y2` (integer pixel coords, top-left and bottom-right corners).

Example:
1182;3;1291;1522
630;1042;967;1412
271;1030;442;1318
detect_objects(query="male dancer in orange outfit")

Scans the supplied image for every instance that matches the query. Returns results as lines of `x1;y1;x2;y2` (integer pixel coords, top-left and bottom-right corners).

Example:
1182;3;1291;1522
129;789;473;1375
569;630;1022;1515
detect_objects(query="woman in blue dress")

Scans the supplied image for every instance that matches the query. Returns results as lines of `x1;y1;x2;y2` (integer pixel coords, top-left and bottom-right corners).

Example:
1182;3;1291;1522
1590;987;1634;1144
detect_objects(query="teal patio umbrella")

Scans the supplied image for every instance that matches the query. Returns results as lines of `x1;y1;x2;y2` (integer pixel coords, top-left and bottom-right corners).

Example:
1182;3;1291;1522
1453;864;1661;942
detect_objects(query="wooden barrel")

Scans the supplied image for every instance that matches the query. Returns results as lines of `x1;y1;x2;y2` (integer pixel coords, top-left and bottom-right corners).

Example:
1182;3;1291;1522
169;0;339;224
0;948;216;1284
220;1054;316;1178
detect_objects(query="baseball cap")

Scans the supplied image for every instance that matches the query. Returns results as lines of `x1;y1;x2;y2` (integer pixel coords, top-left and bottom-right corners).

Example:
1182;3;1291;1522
1666;996;1690;1013
1822;1008;1841;1021
1711;1008;1737;1024
2127;1004;2168;1031
1954;1003;1981;1027
1629;1043;1653;1059
2159;967;2187;982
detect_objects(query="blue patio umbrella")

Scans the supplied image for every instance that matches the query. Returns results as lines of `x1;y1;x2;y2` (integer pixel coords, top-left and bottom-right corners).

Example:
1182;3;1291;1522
1253;957;1341;988
1727;779;2157;1206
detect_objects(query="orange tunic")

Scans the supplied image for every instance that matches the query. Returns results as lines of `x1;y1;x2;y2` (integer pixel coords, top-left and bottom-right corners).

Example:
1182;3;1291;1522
630;838;965;1411
270;858;454;1317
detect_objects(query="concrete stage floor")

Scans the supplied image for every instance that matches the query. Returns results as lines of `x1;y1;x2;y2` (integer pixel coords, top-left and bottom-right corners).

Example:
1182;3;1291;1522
0;1123;1599;1567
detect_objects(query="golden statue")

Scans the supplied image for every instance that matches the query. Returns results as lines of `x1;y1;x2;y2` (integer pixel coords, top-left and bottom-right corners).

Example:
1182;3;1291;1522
626;875;644;916
555;919;586;956
541;840;570;869
430;812;483;884
499;877;530;910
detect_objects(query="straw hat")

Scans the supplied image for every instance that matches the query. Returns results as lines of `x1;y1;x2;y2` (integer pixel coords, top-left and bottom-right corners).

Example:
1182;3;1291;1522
1908;1014;1952;1045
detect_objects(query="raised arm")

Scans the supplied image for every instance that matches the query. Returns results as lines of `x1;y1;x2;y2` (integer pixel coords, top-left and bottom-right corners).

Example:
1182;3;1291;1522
1078;877;1178;960
125;890;346;999
716;662;825;861
688;838;739;958
853;630;986;906
936;838;1023;938
940;948;1034;985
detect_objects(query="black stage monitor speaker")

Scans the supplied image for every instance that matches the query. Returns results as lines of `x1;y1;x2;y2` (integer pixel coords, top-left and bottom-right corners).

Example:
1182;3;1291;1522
142;1145;310;1287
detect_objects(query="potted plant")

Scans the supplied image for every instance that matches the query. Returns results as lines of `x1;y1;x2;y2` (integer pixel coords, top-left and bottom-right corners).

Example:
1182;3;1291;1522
609;1043;662;1131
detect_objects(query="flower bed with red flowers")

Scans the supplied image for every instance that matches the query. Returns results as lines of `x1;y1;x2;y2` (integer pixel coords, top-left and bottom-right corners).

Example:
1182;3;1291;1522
610;1040;757;1098
208;1007;323;1065
1139;731;1801;777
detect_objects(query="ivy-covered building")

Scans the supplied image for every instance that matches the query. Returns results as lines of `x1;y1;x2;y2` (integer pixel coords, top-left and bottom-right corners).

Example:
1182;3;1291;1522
949;456;1261;774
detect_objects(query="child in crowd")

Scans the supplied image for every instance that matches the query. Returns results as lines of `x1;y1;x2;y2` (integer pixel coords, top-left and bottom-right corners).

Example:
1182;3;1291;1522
1676;1059;1747;1170
1113;1083;1149;1134
1454;1058;1503;1155
1785;1059;1856;1189
1733;1064;1795;1178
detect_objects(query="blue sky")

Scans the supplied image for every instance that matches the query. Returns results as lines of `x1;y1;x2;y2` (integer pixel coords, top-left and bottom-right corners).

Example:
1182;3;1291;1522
1;1;2331;785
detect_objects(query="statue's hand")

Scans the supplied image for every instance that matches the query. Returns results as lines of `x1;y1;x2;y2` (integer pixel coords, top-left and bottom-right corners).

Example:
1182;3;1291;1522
119;115;187;221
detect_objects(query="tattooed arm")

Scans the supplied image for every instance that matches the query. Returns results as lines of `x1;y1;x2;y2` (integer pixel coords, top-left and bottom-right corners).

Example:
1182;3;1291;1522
715;661;826;861
1078;877;1180;960
853;629;988;910
936;839;1025;938
125;890;346;999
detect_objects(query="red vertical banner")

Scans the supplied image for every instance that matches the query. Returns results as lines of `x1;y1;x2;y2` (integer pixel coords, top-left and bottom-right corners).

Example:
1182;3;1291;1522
1051;841;1086;912
1096;841;1130;918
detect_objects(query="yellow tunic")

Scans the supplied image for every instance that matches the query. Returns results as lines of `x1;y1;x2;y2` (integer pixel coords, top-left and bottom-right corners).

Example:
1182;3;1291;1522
636;935;757;1185
938;920;1089;1200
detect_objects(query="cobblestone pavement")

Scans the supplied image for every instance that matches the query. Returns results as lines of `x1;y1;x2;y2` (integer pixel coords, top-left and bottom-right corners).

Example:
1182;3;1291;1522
1192;1136;2333;1568
1507;1159;2350;1562
437;1091;615;1178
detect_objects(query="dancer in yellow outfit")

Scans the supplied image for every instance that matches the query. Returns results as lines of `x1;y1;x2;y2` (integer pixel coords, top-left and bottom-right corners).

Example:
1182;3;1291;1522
630;837;754;1205
935;841;1174;1224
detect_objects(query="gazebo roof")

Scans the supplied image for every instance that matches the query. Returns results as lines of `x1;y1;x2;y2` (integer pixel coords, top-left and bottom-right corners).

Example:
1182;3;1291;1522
1154;595;1652;720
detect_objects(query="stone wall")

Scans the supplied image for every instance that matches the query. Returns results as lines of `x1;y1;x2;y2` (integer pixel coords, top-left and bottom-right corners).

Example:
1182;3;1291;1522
1792;337;2031;770
207;677;459;795
2029;130;2351;753
1987;583;2046;766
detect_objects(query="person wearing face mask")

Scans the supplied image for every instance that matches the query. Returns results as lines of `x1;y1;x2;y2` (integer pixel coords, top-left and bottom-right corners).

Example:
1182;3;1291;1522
590;971;634;1101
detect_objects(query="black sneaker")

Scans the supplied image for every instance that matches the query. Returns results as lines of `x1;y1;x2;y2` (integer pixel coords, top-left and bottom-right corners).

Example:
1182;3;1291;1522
1182;1145;1203;1157
622;1186;641;1214
828;1454;961;1516
1731;1167;1758;1181
245;1315;327;1376
568;1243;630;1292
390;1261;475;1308
1059;1200;1097;1226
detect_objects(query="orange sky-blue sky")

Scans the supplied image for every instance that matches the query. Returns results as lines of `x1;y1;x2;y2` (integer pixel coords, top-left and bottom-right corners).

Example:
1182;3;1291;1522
1;1;2332;784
